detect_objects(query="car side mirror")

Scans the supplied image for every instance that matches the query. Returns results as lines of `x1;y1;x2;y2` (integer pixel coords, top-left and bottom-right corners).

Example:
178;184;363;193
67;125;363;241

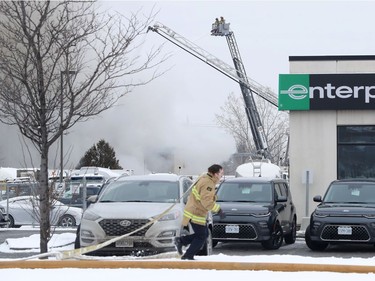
87;195;98;204
313;195;322;202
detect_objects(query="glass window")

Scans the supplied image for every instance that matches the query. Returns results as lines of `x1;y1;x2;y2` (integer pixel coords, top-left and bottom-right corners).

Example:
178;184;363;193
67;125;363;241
217;182;272;202
275;183;287;197
274;184;283;199
338;126;375;179
99;180;179;203
324;182;375;203
183;179;192;194
338;126;375;144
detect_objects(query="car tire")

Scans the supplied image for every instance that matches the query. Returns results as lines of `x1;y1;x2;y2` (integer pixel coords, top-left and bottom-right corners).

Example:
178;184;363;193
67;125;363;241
305;225;328;251
197;228;213;256
59;214;76;227
284;216;297;244
7;215;21;228
261;222;283;250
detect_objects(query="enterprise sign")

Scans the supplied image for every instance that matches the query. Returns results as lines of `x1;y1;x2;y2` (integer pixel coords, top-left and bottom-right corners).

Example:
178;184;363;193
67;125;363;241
278;74;375;110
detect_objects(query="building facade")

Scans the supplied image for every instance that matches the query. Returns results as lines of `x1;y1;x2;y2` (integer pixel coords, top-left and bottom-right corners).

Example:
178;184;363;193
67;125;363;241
279;55;375;226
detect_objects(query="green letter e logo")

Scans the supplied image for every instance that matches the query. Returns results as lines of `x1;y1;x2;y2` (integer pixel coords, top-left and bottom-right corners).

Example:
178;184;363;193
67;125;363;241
279;74;310;110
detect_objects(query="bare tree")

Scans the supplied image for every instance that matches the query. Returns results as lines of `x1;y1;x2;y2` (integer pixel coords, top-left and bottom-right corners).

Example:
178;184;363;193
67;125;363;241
216;91;289;165
0;0;166;253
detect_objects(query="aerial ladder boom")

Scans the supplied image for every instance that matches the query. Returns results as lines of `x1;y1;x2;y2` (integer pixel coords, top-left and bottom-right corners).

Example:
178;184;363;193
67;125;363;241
147;23;278;107
148;22;273;158
211;20;269;158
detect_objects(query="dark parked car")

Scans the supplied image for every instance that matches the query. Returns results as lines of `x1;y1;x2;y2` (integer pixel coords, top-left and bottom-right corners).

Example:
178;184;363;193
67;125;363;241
58;174;105;208
58;186;101;208
212;177;297;250
305;179;375;251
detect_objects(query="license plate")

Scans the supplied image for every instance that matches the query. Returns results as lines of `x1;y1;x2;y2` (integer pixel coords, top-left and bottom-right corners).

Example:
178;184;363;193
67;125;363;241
337;226;352;235
115;239;134;247
225;225;239;233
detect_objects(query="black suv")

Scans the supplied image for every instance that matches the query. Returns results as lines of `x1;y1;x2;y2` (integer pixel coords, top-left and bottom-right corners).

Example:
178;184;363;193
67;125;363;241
305;179;375;251
212;177;297;250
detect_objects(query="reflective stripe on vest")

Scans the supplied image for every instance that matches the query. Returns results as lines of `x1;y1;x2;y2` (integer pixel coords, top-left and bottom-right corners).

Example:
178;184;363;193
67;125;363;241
191;185;201;201
192;185;221;213
212;203;220;213
183;210;206;224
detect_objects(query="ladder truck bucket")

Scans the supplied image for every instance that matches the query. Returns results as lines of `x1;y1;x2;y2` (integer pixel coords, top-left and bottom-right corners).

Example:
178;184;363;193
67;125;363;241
211;22;231;36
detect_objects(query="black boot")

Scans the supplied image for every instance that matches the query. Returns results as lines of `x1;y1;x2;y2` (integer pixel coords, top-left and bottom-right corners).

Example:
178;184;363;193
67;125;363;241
181;255;195;260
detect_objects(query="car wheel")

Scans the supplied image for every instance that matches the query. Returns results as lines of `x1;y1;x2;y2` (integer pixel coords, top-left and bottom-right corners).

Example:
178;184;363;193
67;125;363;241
284;216;297;244
305;225;328;251
7;215;17;228
197;228;213;256
261;222;283;250
59;214;76;227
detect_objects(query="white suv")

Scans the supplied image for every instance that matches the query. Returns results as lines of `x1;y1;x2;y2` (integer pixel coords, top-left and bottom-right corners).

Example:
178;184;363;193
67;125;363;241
78;173;211;256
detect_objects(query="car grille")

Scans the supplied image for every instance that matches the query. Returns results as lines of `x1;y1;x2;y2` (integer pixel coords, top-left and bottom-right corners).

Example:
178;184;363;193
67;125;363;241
99;219;151;236
212;223;257;240
321;225;370;241
107;241;153;248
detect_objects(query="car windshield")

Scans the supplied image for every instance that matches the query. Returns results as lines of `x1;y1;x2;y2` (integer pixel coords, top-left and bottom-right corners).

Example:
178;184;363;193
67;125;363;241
323;182;375;203
98;180;180;203
217;182;272;202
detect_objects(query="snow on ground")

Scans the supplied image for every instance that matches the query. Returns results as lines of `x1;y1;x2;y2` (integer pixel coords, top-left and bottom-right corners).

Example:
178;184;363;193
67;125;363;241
0;232;75;252
0;231;375;280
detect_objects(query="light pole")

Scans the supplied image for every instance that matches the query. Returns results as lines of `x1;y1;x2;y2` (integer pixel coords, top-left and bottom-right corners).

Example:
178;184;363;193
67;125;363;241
60;70;76;185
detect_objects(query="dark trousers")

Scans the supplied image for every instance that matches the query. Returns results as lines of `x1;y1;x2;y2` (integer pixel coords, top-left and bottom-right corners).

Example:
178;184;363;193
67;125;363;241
180;222;208;258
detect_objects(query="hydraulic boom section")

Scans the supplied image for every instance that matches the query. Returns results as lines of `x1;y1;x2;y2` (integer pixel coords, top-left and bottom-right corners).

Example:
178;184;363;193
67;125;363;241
211;19;269;158
148;22;274;158
147;23;278;107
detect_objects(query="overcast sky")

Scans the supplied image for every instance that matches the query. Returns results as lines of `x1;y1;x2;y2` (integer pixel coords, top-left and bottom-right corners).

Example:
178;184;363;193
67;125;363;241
1;0;375;175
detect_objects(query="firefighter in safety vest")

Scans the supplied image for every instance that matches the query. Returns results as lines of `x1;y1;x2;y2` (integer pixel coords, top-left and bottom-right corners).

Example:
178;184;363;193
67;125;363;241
174;164;225;260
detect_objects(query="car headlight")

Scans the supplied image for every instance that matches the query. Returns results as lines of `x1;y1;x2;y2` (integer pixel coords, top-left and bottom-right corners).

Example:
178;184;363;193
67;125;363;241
0;206;5;213
155;210;180;221
364;214;375;218
251;211;271;217
313;211;328;218
82;210;101;221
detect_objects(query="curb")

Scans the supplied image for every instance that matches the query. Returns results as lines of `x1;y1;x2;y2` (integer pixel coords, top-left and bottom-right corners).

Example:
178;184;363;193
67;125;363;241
0;260;375;273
